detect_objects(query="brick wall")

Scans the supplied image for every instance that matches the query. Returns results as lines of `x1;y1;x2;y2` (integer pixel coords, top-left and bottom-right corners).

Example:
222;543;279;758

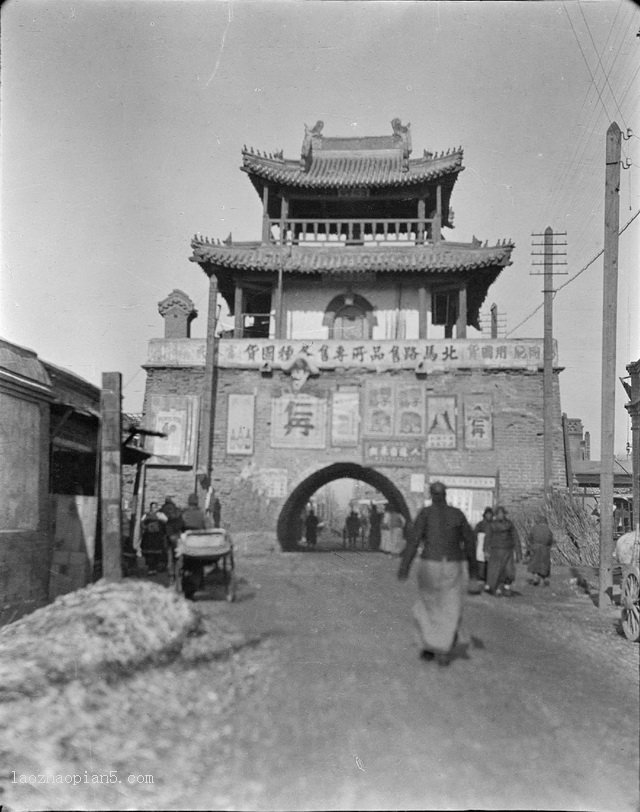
142;365;205;510
206;366;564;531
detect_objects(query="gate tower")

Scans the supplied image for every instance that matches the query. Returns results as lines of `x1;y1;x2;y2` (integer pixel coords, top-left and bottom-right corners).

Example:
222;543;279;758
142;120;565;548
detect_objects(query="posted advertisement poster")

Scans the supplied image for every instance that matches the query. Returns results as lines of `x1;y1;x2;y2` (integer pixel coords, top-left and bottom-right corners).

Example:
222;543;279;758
147;395;199;465
363;380;394;437
331;389;360;446
395;383;426;437
271;394;327;449
226;394;255;455
463;394;493;450
426;396;457;449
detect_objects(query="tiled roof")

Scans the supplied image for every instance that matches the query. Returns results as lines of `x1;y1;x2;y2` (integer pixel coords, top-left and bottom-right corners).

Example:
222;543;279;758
240;147;464;189
190;238;513;274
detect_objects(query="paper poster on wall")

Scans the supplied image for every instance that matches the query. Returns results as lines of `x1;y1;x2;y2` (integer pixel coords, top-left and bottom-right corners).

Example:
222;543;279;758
227;394;255;455
463;394;493;450
426;396;457;449
331;390;360;446
271;394;327;449
363;380;394;437
395;383;426;437
147;395;199;465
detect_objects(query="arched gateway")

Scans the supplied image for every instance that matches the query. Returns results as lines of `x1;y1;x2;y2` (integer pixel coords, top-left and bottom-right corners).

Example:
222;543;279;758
277;463;411;551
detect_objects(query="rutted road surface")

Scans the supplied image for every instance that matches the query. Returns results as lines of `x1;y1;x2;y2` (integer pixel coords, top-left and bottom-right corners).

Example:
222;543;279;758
3;542;638;811
197;546;639;811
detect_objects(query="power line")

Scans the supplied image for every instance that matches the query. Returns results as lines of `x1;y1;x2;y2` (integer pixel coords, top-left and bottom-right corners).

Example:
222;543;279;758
564;3;614;124
577;0;629;130
506;209;640;337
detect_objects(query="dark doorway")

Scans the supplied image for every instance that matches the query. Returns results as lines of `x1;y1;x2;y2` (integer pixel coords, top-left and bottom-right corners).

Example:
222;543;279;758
276;463;411;551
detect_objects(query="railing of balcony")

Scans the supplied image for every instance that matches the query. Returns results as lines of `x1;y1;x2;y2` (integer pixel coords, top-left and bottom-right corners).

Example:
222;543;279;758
267;217;440;246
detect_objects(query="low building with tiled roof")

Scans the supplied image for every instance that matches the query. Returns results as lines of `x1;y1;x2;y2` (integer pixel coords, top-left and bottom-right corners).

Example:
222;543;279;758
142;120;565;549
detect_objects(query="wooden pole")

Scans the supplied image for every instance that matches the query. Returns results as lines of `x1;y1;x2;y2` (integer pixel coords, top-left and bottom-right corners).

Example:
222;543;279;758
599;121;621;610
199;273;219;490
100;372;122;581
627;360;640;532
543;226;554;500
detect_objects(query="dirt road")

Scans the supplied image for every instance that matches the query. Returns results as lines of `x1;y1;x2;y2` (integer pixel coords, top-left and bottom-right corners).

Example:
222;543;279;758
195;546;638;811
3;541;638;812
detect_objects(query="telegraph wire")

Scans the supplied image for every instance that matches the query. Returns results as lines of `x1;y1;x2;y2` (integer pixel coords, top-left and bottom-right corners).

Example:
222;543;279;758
563;3;615;125
577;0;629;131
505;209;640;337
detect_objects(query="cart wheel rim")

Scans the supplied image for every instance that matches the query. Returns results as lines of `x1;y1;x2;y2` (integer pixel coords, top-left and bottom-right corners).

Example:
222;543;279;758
622;572;640;609
621;603;640;642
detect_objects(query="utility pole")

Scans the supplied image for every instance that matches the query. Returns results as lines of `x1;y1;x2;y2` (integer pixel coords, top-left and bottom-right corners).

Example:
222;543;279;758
199;273;219;496
531;228;567;500
100;372;122;582
599;121;622;610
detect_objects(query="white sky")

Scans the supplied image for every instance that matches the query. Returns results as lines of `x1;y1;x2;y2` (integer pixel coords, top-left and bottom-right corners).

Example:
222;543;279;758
2;0;639;458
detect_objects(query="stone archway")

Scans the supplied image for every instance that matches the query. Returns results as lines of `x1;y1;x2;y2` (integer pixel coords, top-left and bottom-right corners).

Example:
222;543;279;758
276;462;412;551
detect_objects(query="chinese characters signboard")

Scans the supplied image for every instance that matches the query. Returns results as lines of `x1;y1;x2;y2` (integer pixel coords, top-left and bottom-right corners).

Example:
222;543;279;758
226;394;255;455
364;440;425;467
217;338;554;371
426;396;457;449
271;394;327;449
463;394;493;451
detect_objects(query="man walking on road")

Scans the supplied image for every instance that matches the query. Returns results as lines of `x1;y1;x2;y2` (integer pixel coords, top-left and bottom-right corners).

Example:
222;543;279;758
398;481;475;666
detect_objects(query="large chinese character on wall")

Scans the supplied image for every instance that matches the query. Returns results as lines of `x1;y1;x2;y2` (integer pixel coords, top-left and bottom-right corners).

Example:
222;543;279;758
463;394;493;450
271;394;327;449
426;396;457;449
226;394;255;455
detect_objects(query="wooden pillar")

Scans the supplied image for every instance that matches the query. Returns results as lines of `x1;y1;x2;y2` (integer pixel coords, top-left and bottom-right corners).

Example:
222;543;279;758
456;284;467;338
434;185;442;243
418;285;428;339
417;199;426;244
261;186;270;244
100;372;122;582
280;195;289;245
234;282;243;338
627;360;640;531
275;258;284;339
199;273;219;487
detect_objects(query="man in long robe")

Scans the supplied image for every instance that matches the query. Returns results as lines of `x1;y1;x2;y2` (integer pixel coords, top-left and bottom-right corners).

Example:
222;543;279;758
398;481;475;666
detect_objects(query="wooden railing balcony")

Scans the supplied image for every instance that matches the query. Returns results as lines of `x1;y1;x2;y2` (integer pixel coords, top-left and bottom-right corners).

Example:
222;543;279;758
265;217;441;246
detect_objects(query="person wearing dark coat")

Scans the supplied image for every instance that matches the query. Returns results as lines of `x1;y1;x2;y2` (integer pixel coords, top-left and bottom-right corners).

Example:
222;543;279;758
527;516;554;585
345;510;361;549
140;502;168;573
473;507;494;583
212;495;222;528
369;505;382;551
485;506;522;597
305;508;319;547
180;493;208;599
398;481;475;667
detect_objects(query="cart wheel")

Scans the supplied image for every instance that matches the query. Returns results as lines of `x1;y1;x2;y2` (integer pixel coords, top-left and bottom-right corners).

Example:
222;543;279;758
226;573;237;603
621;571;640;642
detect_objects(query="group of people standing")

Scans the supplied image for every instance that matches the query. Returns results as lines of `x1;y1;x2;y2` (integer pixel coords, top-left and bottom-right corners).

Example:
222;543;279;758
471;506;554;595
139;492;221;573
398;481;555;667
344;504;406;553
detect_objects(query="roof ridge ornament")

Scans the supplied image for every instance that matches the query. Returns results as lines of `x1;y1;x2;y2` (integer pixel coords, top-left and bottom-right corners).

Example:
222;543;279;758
301;120;324;168
391;118;412;170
